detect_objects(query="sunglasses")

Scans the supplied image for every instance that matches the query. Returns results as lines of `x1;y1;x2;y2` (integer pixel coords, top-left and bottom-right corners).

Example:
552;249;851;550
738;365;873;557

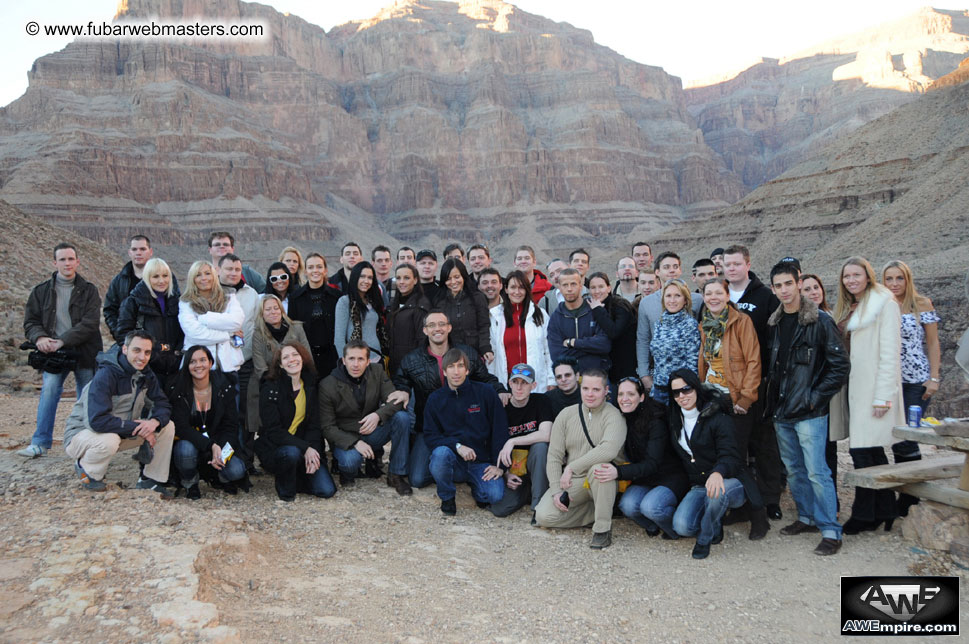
510;365;534;379
671;385;694;398
269;274;289;283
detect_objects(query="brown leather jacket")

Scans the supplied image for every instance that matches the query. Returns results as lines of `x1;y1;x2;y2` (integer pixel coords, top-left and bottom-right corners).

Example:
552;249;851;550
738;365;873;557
698;304;761;410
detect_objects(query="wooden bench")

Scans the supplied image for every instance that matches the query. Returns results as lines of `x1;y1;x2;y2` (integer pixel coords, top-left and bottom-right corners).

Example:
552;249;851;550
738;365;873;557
843;424;969;510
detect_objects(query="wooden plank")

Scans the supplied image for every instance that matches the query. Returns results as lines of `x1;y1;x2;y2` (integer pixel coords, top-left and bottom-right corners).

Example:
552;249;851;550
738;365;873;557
892;426;969;451
842;454;967;489
933;421;969;438
899;482;969;511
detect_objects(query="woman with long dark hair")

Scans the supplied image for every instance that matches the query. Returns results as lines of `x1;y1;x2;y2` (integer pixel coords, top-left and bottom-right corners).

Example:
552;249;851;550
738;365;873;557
667;369;766;558
489;270;553;389
387;263;432;376
587;272;638;383
333;261;389;363
436;258;493;361
594;377;688;539
116;258;184;391
830;257;904;534
263;262;296;313
254;342;335;501
168;345;248;499
800;274;831;313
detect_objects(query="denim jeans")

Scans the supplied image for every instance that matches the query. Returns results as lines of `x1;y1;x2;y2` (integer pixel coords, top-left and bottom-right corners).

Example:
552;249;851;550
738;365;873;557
489;442;549;517
673;478;745;545
32;367;94;450
774;414;842;539
263;445;336;500
408;431;433;488
618;484;679;537
428;445;505;504
172;439;247;488
332;411;413;476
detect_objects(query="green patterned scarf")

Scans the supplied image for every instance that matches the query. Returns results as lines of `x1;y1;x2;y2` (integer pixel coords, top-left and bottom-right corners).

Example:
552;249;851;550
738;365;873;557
701;306;729;359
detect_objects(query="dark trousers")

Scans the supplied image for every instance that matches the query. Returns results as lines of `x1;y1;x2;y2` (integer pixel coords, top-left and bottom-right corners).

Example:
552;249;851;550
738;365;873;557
738;383;783;505
237;359;255;467
825;438;840;512
262;445;336;500
894;383;931;511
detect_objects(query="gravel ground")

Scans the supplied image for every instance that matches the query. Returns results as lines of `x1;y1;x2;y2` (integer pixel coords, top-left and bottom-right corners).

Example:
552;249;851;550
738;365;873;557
1;390;966;643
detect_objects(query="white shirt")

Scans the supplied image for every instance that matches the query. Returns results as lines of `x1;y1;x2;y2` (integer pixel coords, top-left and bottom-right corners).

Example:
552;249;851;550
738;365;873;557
677;407;701;456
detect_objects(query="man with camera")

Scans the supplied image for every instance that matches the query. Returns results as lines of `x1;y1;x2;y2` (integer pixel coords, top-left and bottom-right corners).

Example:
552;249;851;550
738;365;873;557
19;243;103;458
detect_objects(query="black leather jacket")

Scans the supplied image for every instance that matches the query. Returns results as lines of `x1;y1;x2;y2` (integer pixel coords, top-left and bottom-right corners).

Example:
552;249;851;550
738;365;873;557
393;337;505;432
764;298;850;423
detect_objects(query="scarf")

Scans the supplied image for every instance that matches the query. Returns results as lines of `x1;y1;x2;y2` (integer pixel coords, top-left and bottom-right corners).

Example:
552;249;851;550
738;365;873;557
701;307;729;360
349;299;390;356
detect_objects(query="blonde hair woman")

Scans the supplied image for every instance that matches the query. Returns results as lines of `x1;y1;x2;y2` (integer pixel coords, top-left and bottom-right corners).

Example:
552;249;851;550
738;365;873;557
649;279;701;404
830;257;903;534
882;260;941;516
246;294;311;434
178;260;245;373
279;246;306;286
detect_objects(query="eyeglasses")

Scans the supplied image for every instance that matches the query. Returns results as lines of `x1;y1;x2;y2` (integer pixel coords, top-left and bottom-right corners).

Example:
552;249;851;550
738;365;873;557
671;385;694;398
269;274;289;283
554;373;573;380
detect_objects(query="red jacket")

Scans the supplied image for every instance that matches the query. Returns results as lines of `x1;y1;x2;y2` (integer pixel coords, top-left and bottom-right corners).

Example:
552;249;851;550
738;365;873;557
531;270;552;303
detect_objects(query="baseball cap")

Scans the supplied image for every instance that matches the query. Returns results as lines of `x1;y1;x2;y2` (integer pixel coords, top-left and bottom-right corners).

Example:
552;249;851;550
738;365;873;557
509;363;536;384
710;247;725;258
779;256;801;271
416;249;437;262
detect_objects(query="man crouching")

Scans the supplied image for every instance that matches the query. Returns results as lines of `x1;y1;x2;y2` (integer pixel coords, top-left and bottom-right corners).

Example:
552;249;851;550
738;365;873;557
535;368;626;549
63;331;174;495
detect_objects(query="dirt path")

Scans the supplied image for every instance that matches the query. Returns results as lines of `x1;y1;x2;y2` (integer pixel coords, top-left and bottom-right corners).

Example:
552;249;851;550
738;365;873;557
0;391;965;643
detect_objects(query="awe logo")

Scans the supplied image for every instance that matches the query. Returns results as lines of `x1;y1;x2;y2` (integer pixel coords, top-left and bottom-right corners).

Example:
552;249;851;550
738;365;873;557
859;583;940;622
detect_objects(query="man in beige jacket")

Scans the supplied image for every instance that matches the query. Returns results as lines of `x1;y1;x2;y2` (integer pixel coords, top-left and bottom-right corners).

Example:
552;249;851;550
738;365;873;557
535;368;626;548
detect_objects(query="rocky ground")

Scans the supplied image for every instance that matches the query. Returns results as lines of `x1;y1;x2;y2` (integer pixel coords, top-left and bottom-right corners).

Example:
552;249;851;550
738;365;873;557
1;389;967;644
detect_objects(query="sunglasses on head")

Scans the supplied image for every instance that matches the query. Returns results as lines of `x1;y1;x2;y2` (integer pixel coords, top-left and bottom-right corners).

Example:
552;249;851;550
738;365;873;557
618;376;644;391
671;385;694;398
269;274;289;283
510;365;533;378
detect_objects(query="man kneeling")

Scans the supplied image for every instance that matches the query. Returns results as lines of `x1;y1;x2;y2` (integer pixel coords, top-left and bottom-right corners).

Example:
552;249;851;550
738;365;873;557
319;340;412;494
535;368;626;548
63;331;174;495
424;349;509;515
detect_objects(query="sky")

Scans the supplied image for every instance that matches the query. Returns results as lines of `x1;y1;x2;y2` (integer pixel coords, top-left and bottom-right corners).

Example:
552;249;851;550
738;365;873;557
1;0;965;107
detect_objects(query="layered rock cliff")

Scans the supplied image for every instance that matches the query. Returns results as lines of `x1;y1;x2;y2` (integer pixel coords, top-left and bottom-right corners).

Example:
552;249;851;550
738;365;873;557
0;0;740;266
686;8;969;191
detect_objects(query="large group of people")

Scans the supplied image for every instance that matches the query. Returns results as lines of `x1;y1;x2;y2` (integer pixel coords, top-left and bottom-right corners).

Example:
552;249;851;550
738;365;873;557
19;232;946;559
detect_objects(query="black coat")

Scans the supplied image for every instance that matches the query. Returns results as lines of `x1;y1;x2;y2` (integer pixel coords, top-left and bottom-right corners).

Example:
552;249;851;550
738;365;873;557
592;295;638;380
116;281;184;374
393;337;505;432
288;282;342;377
254;370;322;464
168;369;239;453
387;290;432;376
24;272;103;369
735;271;779;364
764;298;850;422
434;289;493;356
616;399;689;499
668;398;742;487
104;261;179;339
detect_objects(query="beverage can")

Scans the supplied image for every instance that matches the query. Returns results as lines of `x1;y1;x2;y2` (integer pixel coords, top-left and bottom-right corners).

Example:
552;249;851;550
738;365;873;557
907;405;922;428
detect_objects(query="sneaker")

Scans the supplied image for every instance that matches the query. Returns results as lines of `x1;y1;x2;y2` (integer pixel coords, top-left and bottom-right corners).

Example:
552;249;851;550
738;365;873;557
131;442;153;465
387;473;413;496
711;528;724;545
17;445;47;458
692;542;711;559
74;460;106;491
187;484;201;501
767;503;783;520
813;538;843;556
135;477;173;498
440;498;456;516
590;530;612;549
779;521;819;536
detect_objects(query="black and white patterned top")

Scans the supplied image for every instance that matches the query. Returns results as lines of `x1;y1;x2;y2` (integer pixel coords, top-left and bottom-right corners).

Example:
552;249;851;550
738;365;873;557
900;310;940;384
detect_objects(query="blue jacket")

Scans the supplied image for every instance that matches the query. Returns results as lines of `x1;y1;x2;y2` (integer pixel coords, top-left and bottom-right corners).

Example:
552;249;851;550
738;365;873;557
423;377;509;466
63;345;172;448
546;300;611;372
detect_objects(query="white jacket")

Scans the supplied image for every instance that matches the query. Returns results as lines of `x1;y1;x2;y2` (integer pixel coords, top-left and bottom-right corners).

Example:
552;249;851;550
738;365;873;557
224;283;259;361
488;301;555;390
178;295;245;373
829;285;904;448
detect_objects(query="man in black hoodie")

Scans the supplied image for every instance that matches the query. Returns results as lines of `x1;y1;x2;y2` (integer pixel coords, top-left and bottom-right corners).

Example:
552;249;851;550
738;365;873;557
722;244;784;521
